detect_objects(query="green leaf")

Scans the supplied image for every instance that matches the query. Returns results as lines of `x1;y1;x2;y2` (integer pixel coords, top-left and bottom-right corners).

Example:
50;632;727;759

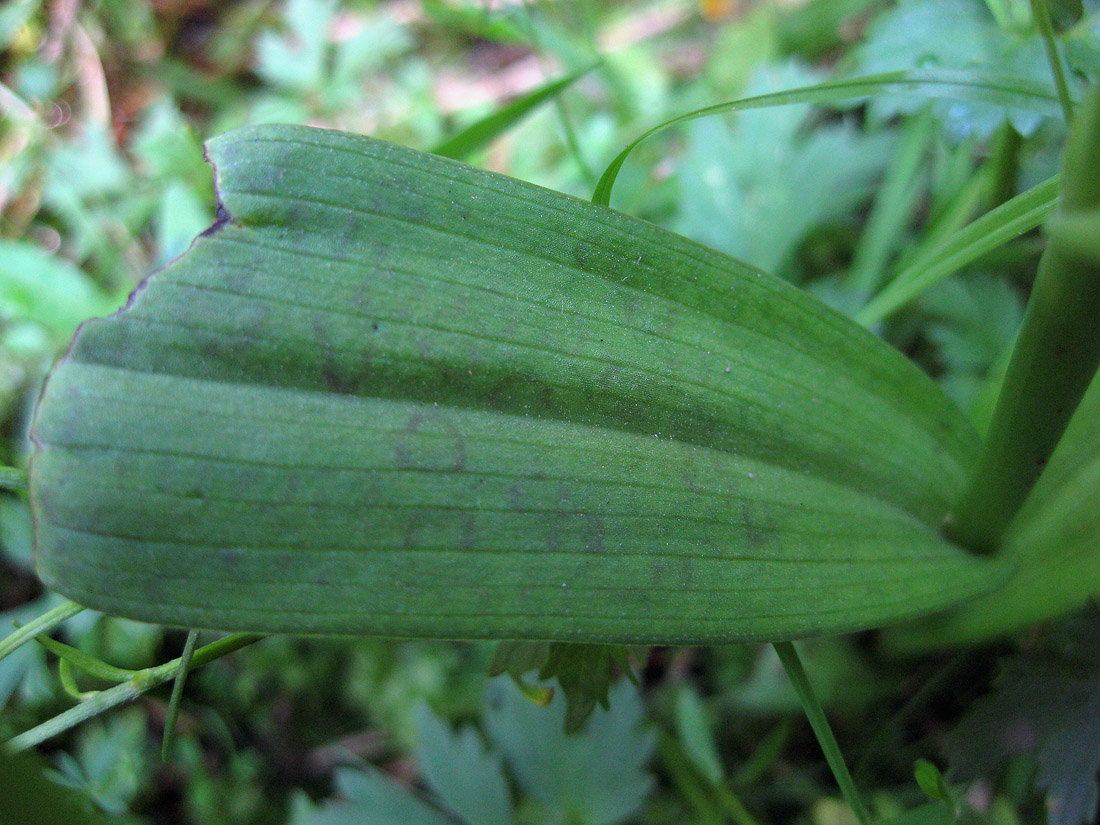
485;677;654;825
432;65;595;161
945;608;1100;825
31;124;1005;643
488;642;632;731
301;768;454;825
0;747;142;825
539;644;631;733
51;710;148;815
415;703;513;825
0;241;117;340
673;684;724;786
851;0;1069;137
675;62;895;276
913;759;951;802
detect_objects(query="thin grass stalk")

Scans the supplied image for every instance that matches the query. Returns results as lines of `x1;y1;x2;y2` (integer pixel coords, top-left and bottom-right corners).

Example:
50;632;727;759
1030;0;1075;122
773;642;871;825
0;600;84;663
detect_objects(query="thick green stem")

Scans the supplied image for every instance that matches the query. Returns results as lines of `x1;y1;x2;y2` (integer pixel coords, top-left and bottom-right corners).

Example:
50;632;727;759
946;87;1100;553
773;642;871;825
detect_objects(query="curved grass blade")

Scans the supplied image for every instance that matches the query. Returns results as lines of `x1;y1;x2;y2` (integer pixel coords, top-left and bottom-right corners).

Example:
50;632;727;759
857;175;1060;325
431;63;596;161
34;633;139;681
592;69;1064;207
29;125;1006;644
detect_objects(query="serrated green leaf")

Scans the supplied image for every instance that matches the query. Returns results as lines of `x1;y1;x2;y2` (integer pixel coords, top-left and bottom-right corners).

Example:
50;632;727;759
415;703;513;825
538;644;629;733
308;768;454;825
0;747;141;825
488;642;632;731
485;677;654;825
945;608;1100;825
852;0;1073;137
30;124;1006;643
488;641;551;680
676;62;895;276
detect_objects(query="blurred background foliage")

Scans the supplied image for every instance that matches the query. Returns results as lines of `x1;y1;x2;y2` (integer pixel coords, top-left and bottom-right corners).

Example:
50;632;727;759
2;0;1100;823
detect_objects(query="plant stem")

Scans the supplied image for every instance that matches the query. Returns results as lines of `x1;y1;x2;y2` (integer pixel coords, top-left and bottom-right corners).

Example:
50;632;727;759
0;465;27;493
0;600;85;663
946;87;1100;554
7;632;263;750
1030;0;1075;124
774;642;871;825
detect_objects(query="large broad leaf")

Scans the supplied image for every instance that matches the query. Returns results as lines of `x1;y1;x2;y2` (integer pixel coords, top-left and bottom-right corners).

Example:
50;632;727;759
29;125;1005;644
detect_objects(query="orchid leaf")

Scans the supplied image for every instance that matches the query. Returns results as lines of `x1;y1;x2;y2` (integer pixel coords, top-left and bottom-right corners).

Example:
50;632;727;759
30;124;1006;643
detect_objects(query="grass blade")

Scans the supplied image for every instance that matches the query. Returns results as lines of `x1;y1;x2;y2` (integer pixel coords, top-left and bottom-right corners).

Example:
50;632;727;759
774;641;870;825
431;63;596;161
847;106;935;297
857;175;1059;325
162;629;199;760
593;69;1064;207
1031;0;1075;122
